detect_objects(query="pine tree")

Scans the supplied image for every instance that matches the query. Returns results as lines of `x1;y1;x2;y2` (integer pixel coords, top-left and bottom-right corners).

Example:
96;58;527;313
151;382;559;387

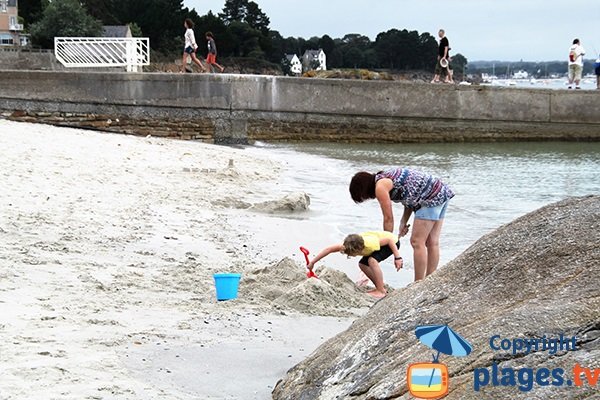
219;0;247;24
244;1;269;33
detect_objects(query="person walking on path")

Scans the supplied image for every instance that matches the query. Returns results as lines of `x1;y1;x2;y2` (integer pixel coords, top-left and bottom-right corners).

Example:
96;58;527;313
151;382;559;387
567;38;586;89
594;54;600;90
181;18;208;73
349;168;454;282
205;32;225;73
431;29;453;84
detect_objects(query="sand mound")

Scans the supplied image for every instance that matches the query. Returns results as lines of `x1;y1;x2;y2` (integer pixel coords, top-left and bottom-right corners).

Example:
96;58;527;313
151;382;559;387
239;258;374;317
250;192;310;213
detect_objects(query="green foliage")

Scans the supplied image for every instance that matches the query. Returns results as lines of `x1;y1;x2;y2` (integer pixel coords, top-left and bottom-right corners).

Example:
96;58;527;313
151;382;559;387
227;20;262;57
30;0;103;48
19;0;47;28
245;1;270;33
81;0;119;25
451;53;468;73
219;0;247;23
220;0;269;32
128;22;143;38
281;57;292;76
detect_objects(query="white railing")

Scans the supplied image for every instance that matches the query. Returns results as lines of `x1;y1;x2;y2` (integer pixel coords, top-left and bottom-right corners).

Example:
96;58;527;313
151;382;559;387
54;37;150;72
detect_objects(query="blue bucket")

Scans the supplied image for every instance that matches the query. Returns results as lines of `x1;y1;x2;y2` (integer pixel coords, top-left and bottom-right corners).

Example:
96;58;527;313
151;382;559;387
213;273;242;301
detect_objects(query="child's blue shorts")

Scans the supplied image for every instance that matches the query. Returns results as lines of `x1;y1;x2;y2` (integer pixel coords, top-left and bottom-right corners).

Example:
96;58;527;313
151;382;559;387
415;201;449;221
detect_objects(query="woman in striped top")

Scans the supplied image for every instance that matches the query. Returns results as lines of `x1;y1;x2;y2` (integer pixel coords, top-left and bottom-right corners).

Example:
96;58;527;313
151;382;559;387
349;168;454;281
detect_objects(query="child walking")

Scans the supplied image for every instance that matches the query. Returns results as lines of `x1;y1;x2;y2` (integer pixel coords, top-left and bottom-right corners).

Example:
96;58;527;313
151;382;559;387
307;231;403;299
181;18;207;73
205;32;225;73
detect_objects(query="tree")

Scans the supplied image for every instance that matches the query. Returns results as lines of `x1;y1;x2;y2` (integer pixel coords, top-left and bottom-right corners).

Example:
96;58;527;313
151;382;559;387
81;0;119;24
318;35;335;57
244;1;270;33
220;0;269;33
265;30;284;63
30;0;103;49
128;22;143;37
343;46;363;68
281;56;292;76
227;20;262;57
451;53;468;75
19;0;46;27
417;32;438;70
219;0;247;24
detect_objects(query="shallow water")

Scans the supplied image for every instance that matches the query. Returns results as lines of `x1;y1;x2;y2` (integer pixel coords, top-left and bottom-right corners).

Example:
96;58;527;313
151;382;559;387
246;141;600;287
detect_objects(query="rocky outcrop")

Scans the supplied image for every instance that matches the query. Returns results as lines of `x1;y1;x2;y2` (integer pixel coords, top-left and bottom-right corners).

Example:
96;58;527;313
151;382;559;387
273;196;600;399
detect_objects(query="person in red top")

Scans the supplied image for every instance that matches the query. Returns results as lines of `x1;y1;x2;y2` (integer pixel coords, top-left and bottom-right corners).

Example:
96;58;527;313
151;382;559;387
205;32;225;73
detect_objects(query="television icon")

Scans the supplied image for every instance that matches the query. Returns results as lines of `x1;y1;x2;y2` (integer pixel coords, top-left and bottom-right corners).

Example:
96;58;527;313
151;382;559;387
407;362;449;399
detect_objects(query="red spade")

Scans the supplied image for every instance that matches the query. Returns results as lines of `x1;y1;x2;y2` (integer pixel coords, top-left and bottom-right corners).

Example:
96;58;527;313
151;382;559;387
300;246;318;278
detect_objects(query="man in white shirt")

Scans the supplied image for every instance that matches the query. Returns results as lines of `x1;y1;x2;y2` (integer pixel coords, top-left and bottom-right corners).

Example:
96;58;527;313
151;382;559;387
568;38;586;89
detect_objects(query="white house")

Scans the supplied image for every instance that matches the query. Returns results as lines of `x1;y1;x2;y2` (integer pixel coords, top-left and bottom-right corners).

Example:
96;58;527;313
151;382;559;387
302;49;326;72
512;70;529;79
284;53;302;75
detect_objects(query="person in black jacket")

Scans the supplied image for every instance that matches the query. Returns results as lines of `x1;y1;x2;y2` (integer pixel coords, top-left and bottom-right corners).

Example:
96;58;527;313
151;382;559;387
431;29;453;84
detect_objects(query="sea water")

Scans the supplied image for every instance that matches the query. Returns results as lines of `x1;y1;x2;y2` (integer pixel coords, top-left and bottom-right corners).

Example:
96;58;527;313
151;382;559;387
247;141;600;287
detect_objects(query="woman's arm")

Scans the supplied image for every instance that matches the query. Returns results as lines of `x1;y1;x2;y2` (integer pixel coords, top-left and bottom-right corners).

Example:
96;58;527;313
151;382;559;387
308;243;343;270
376;179;395;232
399;206;412;237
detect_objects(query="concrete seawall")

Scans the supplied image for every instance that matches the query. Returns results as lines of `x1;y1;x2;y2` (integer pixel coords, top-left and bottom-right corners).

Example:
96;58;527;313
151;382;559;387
0;70;599;143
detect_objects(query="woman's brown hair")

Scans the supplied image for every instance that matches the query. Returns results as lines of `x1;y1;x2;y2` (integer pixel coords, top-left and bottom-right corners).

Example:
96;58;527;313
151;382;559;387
349;172;376;203
185;18;194;29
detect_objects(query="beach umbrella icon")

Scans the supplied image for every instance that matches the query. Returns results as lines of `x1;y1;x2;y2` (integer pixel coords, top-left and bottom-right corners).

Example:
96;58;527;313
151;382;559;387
415;325;473;387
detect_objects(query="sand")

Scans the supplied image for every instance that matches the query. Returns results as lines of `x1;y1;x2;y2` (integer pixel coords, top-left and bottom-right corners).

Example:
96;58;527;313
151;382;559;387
240;258;375;317
0;120;375;399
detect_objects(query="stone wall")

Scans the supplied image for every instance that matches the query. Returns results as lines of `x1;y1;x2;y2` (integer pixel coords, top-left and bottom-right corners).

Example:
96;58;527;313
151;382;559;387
0;50;63;71
0;70;599;143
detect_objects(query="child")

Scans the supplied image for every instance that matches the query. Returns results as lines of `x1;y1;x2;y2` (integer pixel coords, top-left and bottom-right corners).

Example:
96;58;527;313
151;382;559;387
307;231;403;299
205;32;225;73
181;18;207;73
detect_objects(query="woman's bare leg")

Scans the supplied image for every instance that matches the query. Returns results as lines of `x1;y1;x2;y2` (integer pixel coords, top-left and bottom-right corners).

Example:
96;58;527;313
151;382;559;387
181;53;187;72
425;219;444;276
410;219;436;281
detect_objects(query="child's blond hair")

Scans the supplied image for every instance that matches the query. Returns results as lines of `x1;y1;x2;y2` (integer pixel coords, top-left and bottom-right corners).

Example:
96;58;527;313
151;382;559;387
342;234;365;257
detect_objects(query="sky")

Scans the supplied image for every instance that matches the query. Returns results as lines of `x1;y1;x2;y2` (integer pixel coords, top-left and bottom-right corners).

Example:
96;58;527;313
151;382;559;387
183;0;600;61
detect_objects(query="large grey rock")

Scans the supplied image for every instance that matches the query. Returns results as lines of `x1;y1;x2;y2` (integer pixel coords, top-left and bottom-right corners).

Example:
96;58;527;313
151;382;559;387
273;196;600;399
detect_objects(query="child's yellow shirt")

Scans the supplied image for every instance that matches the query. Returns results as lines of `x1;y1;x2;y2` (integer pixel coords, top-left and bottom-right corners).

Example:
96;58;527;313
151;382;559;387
360;231;397;256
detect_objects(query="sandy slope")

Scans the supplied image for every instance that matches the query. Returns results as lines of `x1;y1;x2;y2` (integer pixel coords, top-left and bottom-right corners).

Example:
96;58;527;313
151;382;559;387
0;120;369;399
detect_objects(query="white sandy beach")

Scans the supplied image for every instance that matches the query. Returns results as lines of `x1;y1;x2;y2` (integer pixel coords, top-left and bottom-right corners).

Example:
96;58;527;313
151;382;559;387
0;120;373;399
